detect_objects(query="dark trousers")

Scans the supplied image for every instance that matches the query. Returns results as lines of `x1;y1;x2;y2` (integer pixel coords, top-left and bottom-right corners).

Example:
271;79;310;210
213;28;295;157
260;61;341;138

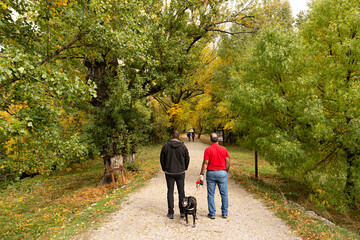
165;173;185;214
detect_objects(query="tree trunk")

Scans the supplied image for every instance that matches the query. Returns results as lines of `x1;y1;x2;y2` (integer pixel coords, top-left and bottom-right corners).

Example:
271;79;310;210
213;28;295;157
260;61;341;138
125;154;135;163
84;59;109;108
125;145;137;163
84;58;120;186
344;151;357;208
97;153;124;186
97;152;112;186
197;127;203;139
255;151;258;179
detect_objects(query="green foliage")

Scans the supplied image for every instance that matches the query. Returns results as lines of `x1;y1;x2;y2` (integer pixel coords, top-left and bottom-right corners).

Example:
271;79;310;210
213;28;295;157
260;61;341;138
187;0;295;139
0;0;153;180
226;0;360;210
229;27;306;172
2;0;254;181
0;0;101;180
298;0;360;208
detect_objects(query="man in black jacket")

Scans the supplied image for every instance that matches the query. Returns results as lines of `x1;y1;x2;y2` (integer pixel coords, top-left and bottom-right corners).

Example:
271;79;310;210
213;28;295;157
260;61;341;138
160;130;190;219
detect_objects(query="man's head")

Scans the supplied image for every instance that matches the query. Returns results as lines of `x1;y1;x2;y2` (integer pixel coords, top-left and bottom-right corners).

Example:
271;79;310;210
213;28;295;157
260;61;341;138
171;130;180;140
210;133;219;143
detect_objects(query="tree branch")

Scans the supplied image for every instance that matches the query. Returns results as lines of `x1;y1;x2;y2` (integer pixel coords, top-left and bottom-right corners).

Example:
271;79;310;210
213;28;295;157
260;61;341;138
143;84;164;97
186;13;256;53
25;73;48;85
41;29;91;65
210;16;255;27
207;29;256;35
186;35;202;53
153;96;171;110
166;1;189;41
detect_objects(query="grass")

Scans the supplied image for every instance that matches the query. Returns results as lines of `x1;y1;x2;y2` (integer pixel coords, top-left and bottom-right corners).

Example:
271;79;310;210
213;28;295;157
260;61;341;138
0;144;162;240
226;144;360;240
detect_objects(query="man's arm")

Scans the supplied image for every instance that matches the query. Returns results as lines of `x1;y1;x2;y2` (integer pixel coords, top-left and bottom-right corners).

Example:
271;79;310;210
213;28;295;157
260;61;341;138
200;159;209;175
184;147;190;170
160;146;166;171
225;157;230;172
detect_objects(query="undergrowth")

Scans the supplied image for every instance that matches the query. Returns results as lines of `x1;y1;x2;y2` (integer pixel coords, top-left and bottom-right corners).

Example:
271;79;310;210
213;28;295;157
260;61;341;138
0;144;162;240
226;145;360;240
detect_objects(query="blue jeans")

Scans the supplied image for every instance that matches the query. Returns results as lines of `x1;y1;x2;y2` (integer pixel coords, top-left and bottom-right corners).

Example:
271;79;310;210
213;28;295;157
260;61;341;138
206;170;228;216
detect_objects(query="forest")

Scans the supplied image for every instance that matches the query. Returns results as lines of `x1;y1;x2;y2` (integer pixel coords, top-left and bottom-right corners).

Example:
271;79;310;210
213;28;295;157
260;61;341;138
0;0;359;237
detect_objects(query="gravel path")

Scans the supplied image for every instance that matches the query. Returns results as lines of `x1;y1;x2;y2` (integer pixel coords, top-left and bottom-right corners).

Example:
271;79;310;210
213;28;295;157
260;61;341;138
77;137;300;240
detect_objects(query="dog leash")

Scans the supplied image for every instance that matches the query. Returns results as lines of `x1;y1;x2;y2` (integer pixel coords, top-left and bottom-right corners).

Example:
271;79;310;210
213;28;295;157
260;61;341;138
193;178;203;196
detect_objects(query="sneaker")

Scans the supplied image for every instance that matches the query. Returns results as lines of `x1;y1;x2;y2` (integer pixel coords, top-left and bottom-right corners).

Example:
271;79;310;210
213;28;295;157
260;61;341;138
167;213;174;219
222;214;228;219
180;213;185;218
207;214;215;219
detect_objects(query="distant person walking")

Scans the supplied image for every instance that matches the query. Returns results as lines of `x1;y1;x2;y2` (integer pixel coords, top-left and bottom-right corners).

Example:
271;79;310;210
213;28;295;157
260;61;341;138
160;130;190;219
199;133;230;219
187;132;191;142
191;132;195;142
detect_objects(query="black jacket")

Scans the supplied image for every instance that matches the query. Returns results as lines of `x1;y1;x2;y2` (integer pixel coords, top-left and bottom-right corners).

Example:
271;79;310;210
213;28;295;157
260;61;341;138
160;140;190;174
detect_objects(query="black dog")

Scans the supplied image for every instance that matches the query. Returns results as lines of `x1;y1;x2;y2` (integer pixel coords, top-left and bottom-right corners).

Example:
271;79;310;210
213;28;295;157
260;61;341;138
182;196;197;227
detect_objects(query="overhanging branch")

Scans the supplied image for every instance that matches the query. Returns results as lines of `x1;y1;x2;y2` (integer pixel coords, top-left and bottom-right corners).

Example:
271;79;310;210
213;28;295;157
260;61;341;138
153;96;172;111
207;29;256;35
41;29;91;65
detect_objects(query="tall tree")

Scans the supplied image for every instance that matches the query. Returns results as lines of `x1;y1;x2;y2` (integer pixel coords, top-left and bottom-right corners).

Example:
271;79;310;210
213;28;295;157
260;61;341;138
229;27;306;171
191;0;293;142
149;0;260;130
0;0;95;179
1;0;259;184
0;0;154;183
299;0;360;207
228;0;360;208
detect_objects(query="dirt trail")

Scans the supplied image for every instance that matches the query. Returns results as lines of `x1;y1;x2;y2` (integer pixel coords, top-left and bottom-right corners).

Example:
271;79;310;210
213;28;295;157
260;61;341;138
76;137;300;240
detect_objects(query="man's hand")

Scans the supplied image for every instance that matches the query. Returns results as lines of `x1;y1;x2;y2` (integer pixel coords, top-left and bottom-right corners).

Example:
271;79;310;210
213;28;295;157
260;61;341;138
196;175;204;187
196;174;203;186
225;157;230;172
199;174;204;182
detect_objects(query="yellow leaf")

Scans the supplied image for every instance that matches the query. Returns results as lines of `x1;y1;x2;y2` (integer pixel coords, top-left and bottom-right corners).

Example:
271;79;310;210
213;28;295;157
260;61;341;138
0;3;7;10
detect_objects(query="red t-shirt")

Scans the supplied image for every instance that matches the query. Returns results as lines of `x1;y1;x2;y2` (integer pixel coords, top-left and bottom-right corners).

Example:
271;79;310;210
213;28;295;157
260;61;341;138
204;143;229;171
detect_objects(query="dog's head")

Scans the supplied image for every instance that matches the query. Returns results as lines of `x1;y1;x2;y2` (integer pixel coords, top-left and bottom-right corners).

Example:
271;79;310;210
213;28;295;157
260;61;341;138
182;197;190;208
182;196;196;208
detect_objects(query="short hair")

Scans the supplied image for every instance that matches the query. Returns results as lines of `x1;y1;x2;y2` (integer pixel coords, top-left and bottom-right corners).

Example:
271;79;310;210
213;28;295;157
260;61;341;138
171;130;180;139
210;133;219;143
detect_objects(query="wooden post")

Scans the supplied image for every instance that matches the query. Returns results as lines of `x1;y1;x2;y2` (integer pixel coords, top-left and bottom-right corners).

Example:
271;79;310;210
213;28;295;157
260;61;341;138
107;165;125;188
222;127;225;146
255;151;258;179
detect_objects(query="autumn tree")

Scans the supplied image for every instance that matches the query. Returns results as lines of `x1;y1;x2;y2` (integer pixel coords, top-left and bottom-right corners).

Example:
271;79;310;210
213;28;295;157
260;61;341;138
0;0;94;180
0;0;157;183
149;0;260;131
188;0;293;142
1;0;260;184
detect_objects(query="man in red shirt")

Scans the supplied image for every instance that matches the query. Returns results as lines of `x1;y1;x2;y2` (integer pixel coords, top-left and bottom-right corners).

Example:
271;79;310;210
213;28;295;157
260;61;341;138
199;133;230;219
